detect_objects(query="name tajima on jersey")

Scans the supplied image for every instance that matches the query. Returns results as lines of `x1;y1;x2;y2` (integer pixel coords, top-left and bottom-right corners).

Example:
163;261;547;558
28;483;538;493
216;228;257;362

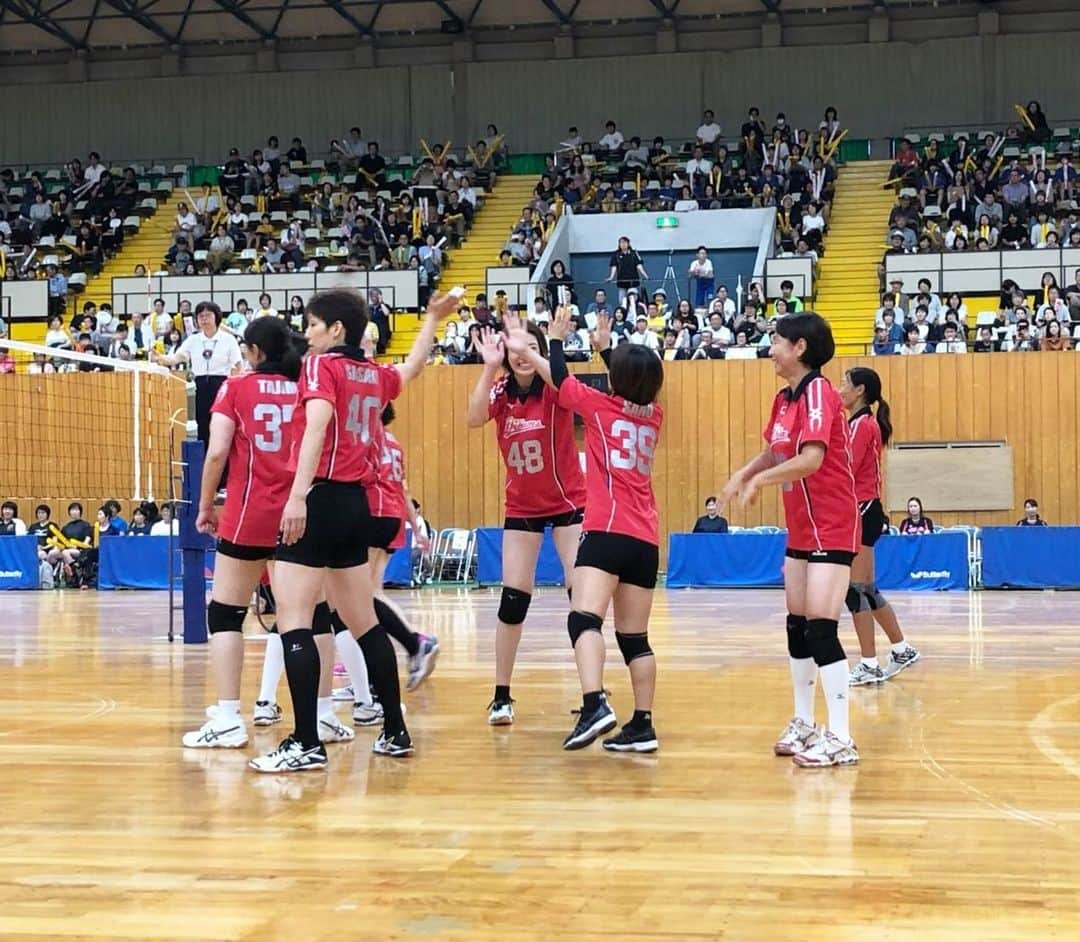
290;350;403;486
211;371;298;547
488;374;587;517
556;375;663;546
847;407;882;503
764;371;858;553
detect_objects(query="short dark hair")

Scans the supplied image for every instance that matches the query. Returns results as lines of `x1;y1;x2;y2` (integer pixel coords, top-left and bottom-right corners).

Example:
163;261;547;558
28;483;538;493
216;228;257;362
306;289;369;346
195;301;223;326
35;504;51;517
1025;498;1039;508
773;311;835;369
705;496;717;505
780;280;794;291
608;344;664;406
67;502;82;514
1;501;17;515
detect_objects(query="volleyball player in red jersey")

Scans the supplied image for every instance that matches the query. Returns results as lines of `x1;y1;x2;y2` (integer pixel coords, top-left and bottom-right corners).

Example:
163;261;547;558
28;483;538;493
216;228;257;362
839;367;920;686
366;404;439;691
182;316;305;750
466;319;587;725
721;312;860;767
505;309;664;753
248;288;454;773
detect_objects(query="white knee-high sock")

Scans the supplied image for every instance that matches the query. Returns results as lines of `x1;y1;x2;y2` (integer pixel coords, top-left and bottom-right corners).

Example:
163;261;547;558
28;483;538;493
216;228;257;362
258;632;284;704
789;657;817;724
818;660;850;741
334;630;372;705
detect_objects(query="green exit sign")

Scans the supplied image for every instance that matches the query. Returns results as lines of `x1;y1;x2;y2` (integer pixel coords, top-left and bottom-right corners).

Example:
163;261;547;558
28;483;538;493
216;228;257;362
655;215;679;229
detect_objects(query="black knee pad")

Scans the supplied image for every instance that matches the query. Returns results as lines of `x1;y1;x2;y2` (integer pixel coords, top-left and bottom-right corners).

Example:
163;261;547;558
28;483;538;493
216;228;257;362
786;613;811;659
312;601;333;636
207;600;247;634
846;584;870;614
567;610;603;647
329;610;350;635
867;584;887;611
615;630;653;664
498;587;532;626
805;617;845;667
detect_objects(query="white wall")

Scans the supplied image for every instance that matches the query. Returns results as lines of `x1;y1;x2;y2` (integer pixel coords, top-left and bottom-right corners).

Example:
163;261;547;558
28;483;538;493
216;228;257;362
566;209;774;255
0;281;49;321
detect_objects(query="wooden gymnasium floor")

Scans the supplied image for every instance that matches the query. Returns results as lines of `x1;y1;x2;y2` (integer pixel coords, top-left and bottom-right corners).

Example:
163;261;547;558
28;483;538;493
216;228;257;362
1;587;1079;941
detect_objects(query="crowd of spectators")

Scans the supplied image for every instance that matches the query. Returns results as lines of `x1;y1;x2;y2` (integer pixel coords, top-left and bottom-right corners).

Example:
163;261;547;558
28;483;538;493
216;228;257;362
500;106;845;272
0;498;178;589
0;151;166;311
877;103;1080;353
165;127;507;303
429;247;801;365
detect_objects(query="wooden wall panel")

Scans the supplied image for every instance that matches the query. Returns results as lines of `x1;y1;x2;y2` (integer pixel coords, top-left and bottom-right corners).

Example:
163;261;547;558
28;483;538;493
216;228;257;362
396;353;1080;558
5;355;1079;557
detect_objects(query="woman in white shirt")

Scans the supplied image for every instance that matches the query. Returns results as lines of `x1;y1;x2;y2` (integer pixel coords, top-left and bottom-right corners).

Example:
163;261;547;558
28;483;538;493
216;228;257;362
254;292;279;320
687;246;715;308
674;186;699;213
899;327;926;355
152;302;242;443
45;315;72;349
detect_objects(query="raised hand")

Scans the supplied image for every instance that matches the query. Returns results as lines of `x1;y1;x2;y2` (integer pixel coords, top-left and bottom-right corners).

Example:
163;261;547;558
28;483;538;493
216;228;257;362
590;311;613;351
478;326;504;367
548;305;572;342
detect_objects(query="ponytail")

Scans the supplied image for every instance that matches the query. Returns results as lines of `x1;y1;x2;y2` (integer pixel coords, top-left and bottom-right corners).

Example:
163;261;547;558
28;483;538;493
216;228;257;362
244;316;307;381
876;395;893;446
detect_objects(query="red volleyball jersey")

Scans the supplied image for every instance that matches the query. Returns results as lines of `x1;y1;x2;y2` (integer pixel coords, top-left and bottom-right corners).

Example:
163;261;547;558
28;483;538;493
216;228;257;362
488;374;587;518
370;428;407;522
556;375;663;546
763;372;858;554
847;407;883;503
211;370;298;547
290;350;402;486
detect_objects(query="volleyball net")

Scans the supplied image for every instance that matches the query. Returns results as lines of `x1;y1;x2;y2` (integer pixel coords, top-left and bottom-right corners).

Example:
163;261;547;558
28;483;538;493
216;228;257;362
0;338;189;511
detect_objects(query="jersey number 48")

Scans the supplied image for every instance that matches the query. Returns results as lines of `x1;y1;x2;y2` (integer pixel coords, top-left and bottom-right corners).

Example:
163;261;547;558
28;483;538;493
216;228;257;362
506;439;544;475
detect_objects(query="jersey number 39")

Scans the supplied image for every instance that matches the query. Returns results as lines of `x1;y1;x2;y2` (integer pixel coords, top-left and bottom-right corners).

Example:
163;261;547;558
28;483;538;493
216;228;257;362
609;419;656;474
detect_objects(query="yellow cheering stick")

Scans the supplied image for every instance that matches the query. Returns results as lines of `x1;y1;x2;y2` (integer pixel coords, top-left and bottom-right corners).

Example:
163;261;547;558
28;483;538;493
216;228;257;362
990;154;1005;180
356;165;381;190
823;128;848;162
1015;104;1036;132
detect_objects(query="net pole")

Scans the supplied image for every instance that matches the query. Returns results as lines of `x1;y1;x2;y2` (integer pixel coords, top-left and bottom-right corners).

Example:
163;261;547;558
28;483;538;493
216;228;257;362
133;369;142;501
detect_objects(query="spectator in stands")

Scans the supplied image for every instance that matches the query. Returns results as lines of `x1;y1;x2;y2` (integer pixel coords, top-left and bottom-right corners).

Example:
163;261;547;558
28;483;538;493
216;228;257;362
684;247;715;308
1017;498;1047;526
150;502;178;536
872;326;896;356
45;263;67;318
0;501;27;535
628;315;659;353
368;288;392;354
937;323;966;354
608;236;648;302
1040;319;1071;351
889;139;920;188
207;225;234;273
899;498;934;534
696;110;722;149
623;137;649;171
999;210;1027;250
899;326;925;356
128;505;153;537
277;162;301;208
43;315;76;355
1020;101;1051;145
598;120;624;156
546;260;575;306
972;326;997;353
